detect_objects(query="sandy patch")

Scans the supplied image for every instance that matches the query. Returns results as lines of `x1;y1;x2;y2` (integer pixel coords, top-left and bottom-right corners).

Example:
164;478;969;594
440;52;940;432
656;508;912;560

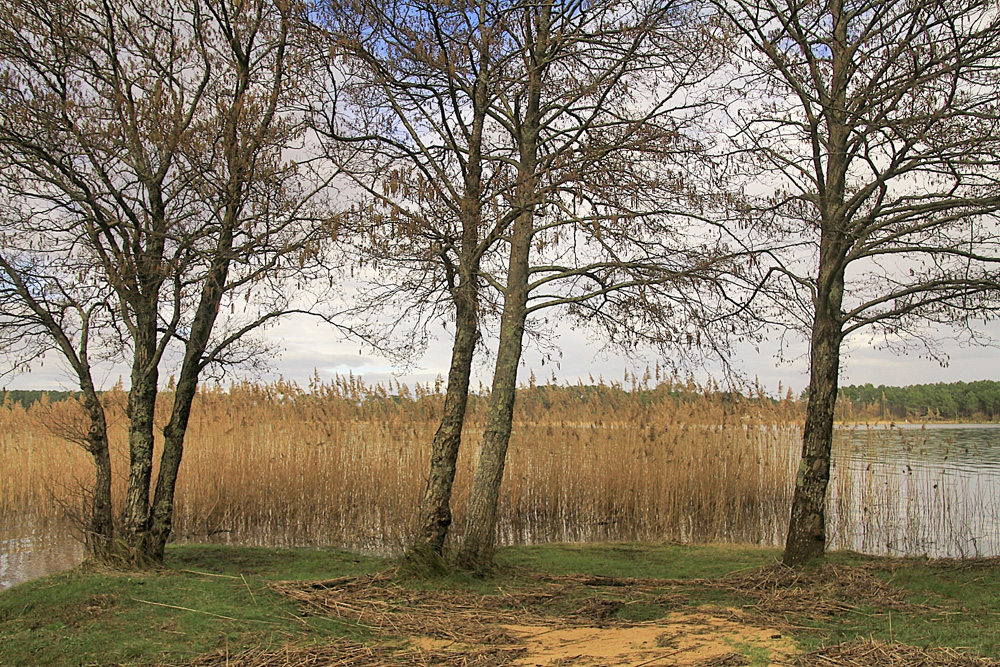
413;609;794;666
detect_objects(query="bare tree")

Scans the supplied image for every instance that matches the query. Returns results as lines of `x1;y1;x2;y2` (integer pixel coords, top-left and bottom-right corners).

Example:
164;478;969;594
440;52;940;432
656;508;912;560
317;0;737;569
0;0;336;564
716;0;1000;566
453;0;736;568
312;0;512;566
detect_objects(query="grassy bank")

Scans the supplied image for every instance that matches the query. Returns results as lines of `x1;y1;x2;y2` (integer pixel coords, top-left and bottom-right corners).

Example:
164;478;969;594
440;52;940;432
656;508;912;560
1;543;999;666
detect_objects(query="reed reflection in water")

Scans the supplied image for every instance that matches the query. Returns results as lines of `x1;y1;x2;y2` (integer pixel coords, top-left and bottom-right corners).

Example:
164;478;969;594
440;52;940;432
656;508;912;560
0;521;84;590
828;424;1000;558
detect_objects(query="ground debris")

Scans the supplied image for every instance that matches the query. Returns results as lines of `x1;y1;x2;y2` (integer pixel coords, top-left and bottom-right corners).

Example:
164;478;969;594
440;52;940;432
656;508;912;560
696;652;752;666
792;638;997;667
270;571;557;644
702;562;923;623
259;570;795;667
184;638;522;666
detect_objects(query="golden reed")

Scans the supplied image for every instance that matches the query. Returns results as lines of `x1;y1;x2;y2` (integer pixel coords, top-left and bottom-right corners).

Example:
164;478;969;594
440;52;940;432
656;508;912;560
1;373;803;552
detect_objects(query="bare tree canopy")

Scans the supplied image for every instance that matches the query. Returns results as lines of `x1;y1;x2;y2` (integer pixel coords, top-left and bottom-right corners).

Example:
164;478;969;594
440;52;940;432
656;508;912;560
716;0;1000;565
314;0;745;570
0;0;338;564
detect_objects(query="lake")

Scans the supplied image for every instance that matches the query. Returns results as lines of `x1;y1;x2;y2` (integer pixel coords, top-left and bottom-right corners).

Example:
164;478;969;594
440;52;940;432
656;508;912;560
0;520;84;591
2;423;999;589
827;423;1000;558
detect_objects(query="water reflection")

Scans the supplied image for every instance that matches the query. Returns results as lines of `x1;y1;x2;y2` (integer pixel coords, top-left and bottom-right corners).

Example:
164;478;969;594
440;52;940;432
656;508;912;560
0;521;84;590
828;424;1000;558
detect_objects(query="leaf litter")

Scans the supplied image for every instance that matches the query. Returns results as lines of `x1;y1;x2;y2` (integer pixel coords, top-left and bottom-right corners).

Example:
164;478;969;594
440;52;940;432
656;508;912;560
184;564;996;666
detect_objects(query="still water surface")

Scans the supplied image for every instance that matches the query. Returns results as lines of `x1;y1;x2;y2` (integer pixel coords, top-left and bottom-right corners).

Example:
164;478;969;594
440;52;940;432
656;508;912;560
0;521;85;591
827;423;1000;558
3;423;999;589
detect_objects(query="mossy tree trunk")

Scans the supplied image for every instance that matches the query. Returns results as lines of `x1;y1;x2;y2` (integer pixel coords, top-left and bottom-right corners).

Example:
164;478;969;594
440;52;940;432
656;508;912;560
121;313;163;562
783;257;845;566
81;385;114;559
456;3;545;567
408;276;480;562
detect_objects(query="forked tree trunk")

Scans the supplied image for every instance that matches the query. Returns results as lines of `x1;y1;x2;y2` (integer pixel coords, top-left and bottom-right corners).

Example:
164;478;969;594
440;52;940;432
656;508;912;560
783;265;845;566
457;210;532;569
408;280;479;562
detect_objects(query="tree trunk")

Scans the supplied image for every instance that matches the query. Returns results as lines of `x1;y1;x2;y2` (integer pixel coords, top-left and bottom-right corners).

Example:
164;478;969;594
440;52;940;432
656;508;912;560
408;54;488;566
148;318;219;561
782;0;851;566
783;269;845;567
82;390;114;559
457;210;532;569
456;2;546;568
148;241;232;562
407;279;479;563
148;387;193;562
122;333;160;560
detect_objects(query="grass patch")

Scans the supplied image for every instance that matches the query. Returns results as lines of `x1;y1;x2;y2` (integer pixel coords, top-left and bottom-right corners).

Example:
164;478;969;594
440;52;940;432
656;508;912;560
2;543;1000;665
806;555;1000;655
497;541;781;579
0;544;381;666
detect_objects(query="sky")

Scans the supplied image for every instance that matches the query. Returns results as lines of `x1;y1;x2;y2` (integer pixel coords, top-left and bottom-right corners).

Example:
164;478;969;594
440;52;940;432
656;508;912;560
8;309;995;396
257;314;1000;395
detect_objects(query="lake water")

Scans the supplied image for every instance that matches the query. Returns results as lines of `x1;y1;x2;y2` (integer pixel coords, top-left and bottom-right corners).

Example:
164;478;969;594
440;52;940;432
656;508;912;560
827;423;1000;558
0;520;85;591
3;423;1000;589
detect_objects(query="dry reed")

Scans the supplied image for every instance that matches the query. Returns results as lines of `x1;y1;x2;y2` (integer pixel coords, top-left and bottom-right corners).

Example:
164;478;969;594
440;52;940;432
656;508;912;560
792;638;998;667
2;375;803;551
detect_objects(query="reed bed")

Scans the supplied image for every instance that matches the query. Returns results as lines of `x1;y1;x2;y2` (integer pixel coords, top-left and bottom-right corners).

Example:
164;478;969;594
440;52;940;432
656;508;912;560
1;375;805;553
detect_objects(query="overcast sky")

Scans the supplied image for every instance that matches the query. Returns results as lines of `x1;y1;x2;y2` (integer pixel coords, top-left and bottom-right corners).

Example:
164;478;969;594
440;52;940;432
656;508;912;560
8;311;995;395
257;315;1000;395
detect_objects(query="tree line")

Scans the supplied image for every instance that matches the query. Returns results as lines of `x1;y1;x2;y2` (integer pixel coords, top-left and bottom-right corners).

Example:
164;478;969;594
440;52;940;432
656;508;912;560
839;380;1000;422
10;377;998;423
1;0;999;571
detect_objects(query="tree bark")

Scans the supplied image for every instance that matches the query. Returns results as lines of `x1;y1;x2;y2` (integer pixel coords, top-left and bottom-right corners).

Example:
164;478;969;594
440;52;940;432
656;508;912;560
782;256;846;566
781;0;853;568
408;278;479;562
457;174;535;568
122;329;160;559
148;232;233;562
455;238;529;569
455;0;546;570
406;47;489;564
81;388;114;559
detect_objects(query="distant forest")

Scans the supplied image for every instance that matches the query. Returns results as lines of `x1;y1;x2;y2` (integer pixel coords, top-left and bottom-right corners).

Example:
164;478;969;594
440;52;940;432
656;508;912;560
4;379;998;422
2;389;78;408
837;380;1000;422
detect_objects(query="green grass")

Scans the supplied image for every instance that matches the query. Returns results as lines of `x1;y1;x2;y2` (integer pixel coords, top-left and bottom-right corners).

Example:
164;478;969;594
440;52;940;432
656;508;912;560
2;543;999;666
496;541;781;579
817;554;1000;654
0;545;382;666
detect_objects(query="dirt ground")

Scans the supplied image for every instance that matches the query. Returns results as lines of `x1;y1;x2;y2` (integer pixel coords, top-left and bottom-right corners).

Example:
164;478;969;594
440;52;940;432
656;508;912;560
501;613;791;666
186;564;997;666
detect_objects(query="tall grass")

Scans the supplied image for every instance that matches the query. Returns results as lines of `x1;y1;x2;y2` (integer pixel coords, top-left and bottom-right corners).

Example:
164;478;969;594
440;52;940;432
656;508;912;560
4;375;803;553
